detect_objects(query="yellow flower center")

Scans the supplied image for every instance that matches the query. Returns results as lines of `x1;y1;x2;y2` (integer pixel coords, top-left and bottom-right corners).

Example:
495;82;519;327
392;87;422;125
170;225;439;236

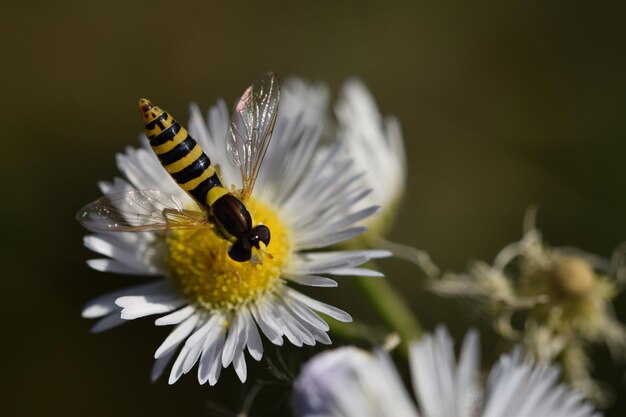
165;198;290;311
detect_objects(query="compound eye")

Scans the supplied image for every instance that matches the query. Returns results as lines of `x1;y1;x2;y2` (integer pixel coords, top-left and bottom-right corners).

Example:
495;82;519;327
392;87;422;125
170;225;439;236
254;225;271;246
228;239;252;262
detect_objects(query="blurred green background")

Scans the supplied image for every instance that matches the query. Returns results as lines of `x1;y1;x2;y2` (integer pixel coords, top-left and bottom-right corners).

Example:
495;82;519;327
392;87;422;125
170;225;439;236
2;0;625;416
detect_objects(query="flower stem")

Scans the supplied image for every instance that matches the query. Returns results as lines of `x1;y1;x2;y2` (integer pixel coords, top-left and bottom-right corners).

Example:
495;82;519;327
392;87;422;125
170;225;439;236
353;266;422;352
327;316;387;345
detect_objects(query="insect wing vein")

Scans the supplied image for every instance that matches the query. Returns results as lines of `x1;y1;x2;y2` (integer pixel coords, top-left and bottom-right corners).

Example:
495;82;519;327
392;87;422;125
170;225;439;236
76;190;206;232
226;72;280;201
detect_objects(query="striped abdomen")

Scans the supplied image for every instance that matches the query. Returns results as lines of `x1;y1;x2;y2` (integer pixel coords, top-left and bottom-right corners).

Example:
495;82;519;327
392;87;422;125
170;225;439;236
139;98;223;208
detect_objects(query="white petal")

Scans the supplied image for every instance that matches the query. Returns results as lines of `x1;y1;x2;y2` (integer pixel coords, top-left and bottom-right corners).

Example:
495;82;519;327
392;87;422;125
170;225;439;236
281;143;344;214
84;234;159;274
293;347;419;417
222;313;244;367
300;320;332;345
269;299;315;346
91;313;126;333
288;252;370;274
409;326;457;417
116;148;184;197
151;348;177;383
336;78;407;209
154;313;201;359
328;205;381;230
155;305;196;326
250;302;284;346
233;347;248;383
168;346;189;384
283;273;338;287
289;179;373;235
271;124;323;205
455;329;480;417
483;349;529;417
185;315;220;348
182;339;204;375
277;296;327;338
187;103;211;149
86;259;150;275
294;227;367;250
327;267;384;277
295;205;380;240
116;294;180;308
82;280;169;318
482;348;599;417
289;169;362;227
265;301;303;347
83;297;120;319
284;298;330;332
241;308;263;361
120;298;185;320
198;314;226;384
366;250;393;259
285;288;352;322
99;176;131;195
207;330;226;385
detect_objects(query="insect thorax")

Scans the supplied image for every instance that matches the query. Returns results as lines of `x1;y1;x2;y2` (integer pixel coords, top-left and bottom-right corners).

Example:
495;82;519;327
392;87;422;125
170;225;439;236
210;193;253;241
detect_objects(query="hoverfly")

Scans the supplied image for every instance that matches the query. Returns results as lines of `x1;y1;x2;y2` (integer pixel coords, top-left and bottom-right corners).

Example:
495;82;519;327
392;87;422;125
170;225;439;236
76;72;280;263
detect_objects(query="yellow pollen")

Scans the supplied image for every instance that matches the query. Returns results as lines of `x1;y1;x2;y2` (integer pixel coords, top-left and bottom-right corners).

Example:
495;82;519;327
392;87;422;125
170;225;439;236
165;198;290;311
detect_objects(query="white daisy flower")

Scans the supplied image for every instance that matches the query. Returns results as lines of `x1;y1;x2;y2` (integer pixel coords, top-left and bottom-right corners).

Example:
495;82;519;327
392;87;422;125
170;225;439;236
335;78;440;276
281;77;330;129
293;326;601;417
335;78;406;236
79;77;389;385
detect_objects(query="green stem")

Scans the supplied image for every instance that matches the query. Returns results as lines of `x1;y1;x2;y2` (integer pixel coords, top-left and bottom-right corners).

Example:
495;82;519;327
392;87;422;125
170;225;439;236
326;316;387;345
353;272;422;352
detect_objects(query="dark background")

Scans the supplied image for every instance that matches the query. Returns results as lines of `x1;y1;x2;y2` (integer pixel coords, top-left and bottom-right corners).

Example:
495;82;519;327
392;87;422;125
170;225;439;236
2;1;625;416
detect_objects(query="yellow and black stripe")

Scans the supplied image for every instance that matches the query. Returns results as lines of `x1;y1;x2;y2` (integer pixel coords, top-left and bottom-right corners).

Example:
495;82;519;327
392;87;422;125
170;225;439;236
139;98;223;208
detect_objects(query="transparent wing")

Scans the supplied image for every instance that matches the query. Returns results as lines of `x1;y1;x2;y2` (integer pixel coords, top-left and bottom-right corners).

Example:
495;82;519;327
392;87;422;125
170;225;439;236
226;71;280;201
76;189;208;232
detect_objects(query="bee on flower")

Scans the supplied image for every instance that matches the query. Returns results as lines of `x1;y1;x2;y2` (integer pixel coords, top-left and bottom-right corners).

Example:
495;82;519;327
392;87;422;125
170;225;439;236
429;209;626;404
77;73;389;385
